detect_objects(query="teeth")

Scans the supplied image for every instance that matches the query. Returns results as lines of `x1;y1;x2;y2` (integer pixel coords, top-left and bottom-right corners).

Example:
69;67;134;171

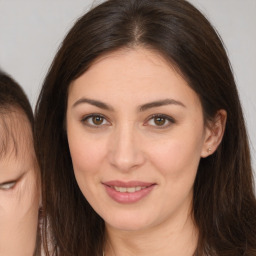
127;187;136;193
120;187;126;193
113;186;146;193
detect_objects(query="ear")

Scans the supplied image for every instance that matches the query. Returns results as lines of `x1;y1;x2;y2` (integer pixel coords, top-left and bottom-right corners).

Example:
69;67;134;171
201;109;227;158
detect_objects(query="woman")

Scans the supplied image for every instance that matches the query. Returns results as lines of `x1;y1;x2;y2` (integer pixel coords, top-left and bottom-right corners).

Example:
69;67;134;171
35;0;256;255
0;70;40;255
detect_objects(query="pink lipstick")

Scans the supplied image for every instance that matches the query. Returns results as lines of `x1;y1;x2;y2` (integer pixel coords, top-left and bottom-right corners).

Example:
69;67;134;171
102;180;156;204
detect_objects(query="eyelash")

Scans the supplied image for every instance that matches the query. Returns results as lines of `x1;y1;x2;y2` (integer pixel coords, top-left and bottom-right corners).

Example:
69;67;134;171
81;114;111;128
81;113;175;129
145;114;175;128
0;181;16;191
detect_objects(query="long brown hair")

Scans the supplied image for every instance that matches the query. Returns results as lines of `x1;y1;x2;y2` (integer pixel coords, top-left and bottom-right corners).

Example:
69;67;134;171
34;0;256;255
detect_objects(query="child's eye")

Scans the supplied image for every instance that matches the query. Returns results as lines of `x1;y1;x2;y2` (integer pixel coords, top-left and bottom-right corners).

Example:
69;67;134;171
81;114;110;127
0;181;16;190
145;114;175;128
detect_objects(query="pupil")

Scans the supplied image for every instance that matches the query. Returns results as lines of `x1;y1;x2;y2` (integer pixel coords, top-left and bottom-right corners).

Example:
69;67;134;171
154;117;165;126
93;116;103;125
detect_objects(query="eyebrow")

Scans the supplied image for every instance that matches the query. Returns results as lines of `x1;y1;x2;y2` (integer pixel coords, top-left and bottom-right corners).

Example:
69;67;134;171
72;97;185;111
72;98;114;111
139;99;186;111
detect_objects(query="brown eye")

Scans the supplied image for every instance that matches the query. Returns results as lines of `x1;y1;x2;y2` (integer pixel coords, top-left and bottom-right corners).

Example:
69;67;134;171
154;116;166;126
82;114;110;127
146;114;175;128
92;116;104;125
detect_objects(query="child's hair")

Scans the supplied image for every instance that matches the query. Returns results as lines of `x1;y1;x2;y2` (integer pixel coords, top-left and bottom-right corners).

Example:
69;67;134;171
0;70;34;157
0;70;33;123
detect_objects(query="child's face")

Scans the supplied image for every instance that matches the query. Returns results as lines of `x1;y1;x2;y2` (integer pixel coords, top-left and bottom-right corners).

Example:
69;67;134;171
0;109;40;255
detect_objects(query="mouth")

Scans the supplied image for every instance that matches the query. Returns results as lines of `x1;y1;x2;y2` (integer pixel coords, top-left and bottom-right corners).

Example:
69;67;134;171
102;181;156;203
109;185;150;193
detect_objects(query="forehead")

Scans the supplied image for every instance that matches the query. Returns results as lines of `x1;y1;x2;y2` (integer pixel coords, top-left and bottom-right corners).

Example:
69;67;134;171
0;108;34;161
68;48;201;110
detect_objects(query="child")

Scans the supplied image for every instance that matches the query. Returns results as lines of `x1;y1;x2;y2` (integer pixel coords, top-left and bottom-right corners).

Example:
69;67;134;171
0;70;40;255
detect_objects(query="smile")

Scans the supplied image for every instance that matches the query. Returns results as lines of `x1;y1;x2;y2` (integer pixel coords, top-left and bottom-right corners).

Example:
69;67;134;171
103;181;156;204
111;186;147;193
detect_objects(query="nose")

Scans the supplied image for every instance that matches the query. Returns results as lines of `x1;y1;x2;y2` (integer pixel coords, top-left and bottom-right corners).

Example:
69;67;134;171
107;124;145;172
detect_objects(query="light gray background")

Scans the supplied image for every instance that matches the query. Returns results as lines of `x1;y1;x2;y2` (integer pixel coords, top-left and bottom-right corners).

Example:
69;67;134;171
0;0;255;178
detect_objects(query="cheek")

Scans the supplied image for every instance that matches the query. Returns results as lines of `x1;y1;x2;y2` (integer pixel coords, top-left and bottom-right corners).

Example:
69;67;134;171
0;174;39;253
67;133;108;209
67;130;107;179
0;174;39;225
147;129;204;179
144;133;204;214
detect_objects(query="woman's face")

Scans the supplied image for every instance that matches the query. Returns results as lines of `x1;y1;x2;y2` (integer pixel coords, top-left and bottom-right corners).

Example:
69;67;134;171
0;110;39;255
66;48;211;232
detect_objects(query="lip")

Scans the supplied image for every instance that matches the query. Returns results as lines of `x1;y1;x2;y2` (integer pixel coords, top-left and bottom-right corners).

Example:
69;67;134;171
102;180;156;204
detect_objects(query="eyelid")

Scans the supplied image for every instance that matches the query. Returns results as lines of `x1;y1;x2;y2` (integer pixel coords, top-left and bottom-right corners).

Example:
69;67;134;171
0;180;17;190
0;172;26;191
81;113;111;128
144;114;176;128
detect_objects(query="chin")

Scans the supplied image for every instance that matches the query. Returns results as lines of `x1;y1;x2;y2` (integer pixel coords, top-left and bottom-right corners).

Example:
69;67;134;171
103;211;154;232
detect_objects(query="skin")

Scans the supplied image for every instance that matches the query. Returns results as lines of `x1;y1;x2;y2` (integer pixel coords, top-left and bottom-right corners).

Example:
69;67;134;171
0;110;39;256
66;48;226;256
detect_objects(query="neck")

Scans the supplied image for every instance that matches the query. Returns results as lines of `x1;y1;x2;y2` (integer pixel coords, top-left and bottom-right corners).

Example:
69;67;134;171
104;208;198;256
